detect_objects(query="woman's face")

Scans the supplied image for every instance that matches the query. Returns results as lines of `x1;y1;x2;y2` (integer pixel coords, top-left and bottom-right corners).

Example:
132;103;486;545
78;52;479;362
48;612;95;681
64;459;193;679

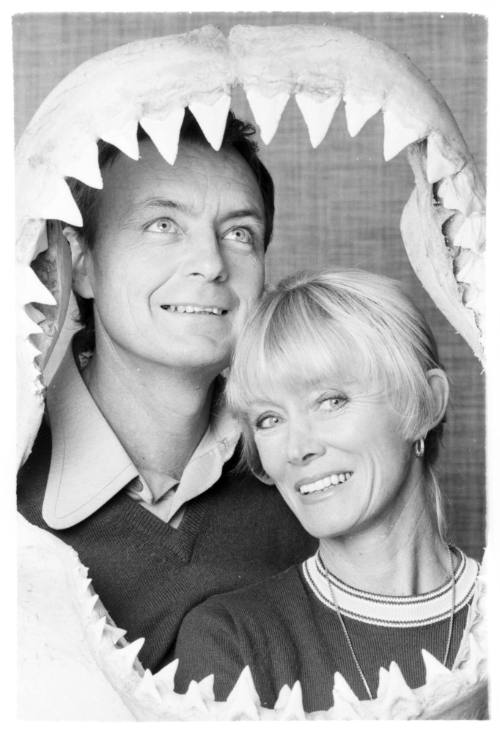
248;378;419;540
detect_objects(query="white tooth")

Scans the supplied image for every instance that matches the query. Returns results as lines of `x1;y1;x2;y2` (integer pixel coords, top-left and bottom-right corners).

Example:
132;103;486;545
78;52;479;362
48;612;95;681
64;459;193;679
426;132;464;183
82;593;100;617
62;138;103;189
245;87;289;145
88;615;107;644
331;475;339;486
198;674;215;702
32;175;83;227
275;680;305;720
454;249;484;286
99;119;139;161
24;339;42;362
183;680;208;712
343;91;382;138
295;91;341;148
104;624;127;645
376;666;389;699
274;683;291;711
153;659;179;694
19;308;44;338
178;306;186;313
185;306;194;313
381;662;422;718
462;284;484;314
189;93;231;151
332;671;359;703
454;213;486;253
17;264;57;307
382;106;424;161
140;107;185;166
224;666;260;720
108;637;145;671
421;649;454;682
437;168;484;217
133;669;162;704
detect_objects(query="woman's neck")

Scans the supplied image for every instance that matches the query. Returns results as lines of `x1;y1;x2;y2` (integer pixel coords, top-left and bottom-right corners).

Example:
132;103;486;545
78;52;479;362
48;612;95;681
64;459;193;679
318;486;451;596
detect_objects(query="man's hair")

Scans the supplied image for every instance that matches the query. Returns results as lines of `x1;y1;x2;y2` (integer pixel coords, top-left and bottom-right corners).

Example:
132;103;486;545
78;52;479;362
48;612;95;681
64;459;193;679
226;268;448;537
66;109;275;338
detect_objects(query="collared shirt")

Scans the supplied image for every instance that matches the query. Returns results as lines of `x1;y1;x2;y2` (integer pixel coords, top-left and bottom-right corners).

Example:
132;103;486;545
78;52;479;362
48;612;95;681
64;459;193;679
42;339;240;530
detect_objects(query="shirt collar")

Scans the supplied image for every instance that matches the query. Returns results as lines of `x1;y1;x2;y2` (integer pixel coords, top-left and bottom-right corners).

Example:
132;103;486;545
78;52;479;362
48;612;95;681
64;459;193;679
42;339;240;529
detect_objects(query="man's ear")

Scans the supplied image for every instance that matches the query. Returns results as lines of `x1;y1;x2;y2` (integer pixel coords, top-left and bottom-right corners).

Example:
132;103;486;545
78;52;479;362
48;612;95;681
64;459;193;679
63;225;95;299
426;368;450;430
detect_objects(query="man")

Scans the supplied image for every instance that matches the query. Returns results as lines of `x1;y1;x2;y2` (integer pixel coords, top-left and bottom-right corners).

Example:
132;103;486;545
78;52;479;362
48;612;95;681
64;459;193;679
17;111;316;672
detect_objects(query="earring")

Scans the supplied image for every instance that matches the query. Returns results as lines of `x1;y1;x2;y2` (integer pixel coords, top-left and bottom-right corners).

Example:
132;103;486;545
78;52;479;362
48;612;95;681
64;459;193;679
414;437;425;458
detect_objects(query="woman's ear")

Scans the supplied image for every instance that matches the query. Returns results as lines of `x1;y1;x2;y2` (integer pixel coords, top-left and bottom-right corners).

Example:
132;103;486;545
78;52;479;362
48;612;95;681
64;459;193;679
63;225;94;299
426;368;450;429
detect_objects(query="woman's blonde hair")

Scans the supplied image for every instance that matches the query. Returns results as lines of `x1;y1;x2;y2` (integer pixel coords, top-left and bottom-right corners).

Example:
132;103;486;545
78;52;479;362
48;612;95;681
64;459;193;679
226;269;448;536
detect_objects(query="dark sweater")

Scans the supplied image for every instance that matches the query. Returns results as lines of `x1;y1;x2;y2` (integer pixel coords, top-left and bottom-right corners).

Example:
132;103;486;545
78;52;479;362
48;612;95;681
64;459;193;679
174;563;473;713
17;418;317;672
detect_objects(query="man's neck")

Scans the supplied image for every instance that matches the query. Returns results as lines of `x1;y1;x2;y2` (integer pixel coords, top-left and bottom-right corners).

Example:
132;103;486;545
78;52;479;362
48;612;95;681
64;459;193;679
82;342;218;492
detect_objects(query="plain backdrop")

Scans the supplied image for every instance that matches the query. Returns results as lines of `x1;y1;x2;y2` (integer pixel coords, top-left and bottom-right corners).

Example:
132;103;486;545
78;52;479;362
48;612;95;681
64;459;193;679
13;11;487;559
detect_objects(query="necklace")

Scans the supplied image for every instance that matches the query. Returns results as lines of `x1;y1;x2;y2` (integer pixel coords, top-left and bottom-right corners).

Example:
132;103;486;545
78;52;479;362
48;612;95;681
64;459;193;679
320;545;456;701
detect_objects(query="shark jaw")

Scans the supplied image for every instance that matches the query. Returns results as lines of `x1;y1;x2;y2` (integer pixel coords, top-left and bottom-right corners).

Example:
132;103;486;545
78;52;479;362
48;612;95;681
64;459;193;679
16;24;487;720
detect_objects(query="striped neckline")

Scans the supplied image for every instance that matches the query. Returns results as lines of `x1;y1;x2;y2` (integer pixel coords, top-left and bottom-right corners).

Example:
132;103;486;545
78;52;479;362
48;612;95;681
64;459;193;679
302;548;479;628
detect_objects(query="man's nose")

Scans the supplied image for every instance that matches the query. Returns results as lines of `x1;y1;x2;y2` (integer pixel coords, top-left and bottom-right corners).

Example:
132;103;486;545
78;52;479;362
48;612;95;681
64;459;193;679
286;423;326;465
183;232;228;282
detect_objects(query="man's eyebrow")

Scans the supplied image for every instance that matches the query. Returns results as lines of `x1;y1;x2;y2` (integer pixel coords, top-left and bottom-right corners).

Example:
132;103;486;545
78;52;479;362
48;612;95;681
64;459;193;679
139;198;193;214
223;208;265;222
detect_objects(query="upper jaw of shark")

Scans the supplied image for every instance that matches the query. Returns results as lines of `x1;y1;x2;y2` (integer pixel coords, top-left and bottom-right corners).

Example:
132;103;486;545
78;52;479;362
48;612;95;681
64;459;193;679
16;24;487;719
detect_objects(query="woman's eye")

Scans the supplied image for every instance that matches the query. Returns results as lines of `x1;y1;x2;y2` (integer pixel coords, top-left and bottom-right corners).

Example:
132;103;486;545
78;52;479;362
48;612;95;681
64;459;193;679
223;227;254;246
255;413;281;430
318;395;347;411
145;218;179;234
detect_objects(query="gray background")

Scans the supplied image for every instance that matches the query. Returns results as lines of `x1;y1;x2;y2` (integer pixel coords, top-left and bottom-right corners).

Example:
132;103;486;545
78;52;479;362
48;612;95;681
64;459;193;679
13;12;487;559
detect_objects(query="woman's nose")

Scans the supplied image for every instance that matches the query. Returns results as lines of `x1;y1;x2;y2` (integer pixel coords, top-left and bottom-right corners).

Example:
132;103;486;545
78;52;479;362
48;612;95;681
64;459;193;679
184;232;228;282
286;424;326;465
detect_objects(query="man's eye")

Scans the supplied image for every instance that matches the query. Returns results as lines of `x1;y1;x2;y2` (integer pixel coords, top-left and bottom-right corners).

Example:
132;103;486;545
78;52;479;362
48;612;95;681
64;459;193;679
145;218;179;234
255;413;281;430
223;227;254;246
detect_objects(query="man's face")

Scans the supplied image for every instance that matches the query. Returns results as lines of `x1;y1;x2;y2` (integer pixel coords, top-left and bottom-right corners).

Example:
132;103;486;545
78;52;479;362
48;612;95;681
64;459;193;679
83;140;266;375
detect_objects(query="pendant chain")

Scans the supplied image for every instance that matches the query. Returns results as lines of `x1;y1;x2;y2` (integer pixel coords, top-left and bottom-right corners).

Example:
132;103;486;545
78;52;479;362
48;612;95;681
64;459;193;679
320;546;456;701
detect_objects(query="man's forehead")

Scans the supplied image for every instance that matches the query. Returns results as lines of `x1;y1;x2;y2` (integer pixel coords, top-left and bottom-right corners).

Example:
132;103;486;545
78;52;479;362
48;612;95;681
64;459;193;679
100;138;264;208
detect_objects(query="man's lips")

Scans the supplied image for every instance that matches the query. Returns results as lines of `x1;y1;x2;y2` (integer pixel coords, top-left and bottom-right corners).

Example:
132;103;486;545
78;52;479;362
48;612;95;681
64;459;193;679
160;303;229;315
295;471;354;496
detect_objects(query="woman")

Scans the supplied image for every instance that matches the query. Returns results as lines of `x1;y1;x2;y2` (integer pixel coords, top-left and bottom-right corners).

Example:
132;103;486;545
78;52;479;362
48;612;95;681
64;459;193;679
173;269;480;713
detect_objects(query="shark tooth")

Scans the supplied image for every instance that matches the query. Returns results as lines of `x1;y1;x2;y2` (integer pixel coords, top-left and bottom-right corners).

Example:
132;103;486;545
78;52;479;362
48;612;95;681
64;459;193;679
153;658;179;695
88;615;107;644
224;666;261;720
421;649;454;683
274;680;305;720
462;284;484;314
332;671;360;703
62;138;103;189
198;674;215;703
133;669;162;705
24;339;42;363
20;308;44;338
295;91;341;148
426;131;464;183
437;167;484;217
183;680;209;713
18;265;57;307
189;93;231;151
382;106;425;161
104;624;128;645
99;119;140;161
140;108;185;166
109;637;145;672
245;87;289;145
29;175;84;227
453;213;486;253
376;666;390;699
461;631;487;683
343;90;381;138
454;249;484;286
378;662;422;718
82;593;100;617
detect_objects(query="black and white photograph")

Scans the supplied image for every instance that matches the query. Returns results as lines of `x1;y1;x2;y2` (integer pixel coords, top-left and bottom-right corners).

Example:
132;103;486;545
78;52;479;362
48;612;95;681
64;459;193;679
12;3;493;723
